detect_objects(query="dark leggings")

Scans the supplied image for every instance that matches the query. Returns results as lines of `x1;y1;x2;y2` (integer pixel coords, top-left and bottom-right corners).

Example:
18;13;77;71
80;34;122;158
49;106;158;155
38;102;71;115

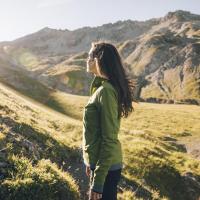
89;168;122;200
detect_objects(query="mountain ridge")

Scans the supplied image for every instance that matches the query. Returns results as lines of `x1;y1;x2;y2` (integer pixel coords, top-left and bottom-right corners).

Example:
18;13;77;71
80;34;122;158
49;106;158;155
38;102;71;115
0;9;199;105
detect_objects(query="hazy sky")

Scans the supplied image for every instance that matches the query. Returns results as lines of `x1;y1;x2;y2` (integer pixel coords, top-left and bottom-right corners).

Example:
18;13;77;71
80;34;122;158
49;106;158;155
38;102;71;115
0;0;200;42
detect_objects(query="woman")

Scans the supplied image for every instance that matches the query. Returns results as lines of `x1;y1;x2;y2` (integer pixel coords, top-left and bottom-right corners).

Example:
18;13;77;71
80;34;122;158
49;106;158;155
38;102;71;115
82;41;137;200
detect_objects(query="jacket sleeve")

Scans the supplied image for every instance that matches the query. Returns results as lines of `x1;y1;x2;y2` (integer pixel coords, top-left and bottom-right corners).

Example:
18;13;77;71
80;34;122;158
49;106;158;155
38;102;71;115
90;87;119;193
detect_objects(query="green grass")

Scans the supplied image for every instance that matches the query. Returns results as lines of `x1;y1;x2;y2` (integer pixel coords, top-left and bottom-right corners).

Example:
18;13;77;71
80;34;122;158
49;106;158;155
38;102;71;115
118;102;200;199
0;82;200;200
0;83;82;199
0;155;80;200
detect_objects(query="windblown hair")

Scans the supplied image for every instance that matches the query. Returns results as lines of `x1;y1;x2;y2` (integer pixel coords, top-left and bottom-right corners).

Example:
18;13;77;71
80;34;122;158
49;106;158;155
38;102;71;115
90;40;138;119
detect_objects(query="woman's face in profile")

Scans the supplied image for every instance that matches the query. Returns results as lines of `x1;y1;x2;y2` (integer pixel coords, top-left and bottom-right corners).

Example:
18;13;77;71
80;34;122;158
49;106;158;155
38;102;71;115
86;47;98;74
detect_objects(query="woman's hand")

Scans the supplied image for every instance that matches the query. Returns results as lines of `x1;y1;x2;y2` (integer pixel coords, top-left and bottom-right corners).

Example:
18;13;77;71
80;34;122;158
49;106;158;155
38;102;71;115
86;165;91;177
86;166;102;199
89;190;102;200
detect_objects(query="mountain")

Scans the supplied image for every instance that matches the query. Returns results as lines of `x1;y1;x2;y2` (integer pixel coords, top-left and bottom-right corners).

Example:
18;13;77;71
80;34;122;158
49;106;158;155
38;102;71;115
0;10;199;107
1;18;158;56
119;10;200;105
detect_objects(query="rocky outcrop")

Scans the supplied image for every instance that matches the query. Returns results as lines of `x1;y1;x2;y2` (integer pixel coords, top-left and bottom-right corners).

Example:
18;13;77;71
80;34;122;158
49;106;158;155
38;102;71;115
119;11;200;105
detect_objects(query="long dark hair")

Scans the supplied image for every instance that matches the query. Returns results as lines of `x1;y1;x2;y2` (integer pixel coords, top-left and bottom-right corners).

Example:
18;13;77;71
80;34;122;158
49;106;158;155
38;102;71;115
90;40;138;119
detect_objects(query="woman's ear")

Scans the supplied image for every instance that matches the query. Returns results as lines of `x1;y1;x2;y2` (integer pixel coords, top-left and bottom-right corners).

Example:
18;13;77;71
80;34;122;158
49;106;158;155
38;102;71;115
94;57;99;69
95;58;101;76
94;57;98;63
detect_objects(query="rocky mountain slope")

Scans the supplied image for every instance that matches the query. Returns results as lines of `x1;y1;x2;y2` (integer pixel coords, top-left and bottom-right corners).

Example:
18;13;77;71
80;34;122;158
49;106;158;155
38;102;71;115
0;10;199;105
119;10;200;105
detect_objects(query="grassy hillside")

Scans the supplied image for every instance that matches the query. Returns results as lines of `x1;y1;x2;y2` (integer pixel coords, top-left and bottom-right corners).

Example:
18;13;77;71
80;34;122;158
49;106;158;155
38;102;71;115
118;102;200;199
0;82;200;200
0;63;88;120
0;83;82;200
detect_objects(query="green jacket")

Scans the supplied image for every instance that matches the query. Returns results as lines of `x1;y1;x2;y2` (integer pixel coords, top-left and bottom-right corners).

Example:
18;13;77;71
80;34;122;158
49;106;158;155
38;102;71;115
82;75;123;193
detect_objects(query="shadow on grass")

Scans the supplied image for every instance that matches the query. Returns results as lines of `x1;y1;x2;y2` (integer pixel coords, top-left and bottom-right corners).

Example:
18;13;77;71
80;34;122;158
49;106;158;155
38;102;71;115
1;116;78;163
0;114;92;199
119;172;152;199
158;135;187;153
0;115;84;177
0;79;81;120
120;161;200;200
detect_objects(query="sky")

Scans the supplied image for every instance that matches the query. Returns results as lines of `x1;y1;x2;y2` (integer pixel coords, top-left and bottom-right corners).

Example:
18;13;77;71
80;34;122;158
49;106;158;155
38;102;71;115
0;0;200;42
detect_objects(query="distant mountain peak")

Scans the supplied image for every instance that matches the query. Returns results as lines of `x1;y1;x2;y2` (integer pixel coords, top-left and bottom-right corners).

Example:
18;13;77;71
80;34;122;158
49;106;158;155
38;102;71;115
38;26;69;33
39;26;55;32
163;10;200;22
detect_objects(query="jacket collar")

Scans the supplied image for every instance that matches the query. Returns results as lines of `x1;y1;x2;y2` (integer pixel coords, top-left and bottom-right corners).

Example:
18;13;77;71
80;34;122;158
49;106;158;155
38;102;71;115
89;75;109;96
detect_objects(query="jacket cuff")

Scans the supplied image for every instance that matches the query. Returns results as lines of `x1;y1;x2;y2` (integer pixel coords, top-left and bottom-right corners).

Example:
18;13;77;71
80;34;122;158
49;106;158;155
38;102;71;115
91;183;104;193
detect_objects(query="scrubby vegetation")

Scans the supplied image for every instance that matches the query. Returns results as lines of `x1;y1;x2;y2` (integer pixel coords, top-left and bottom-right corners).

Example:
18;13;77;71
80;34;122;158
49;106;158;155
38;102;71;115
0;155;79;200
0;84;82;200
0;82;200;200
